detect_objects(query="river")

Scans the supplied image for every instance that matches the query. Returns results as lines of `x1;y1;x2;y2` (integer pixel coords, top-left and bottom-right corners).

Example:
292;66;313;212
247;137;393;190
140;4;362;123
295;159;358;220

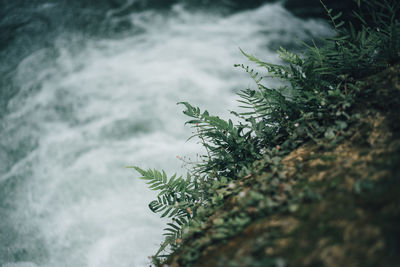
0;1;329;266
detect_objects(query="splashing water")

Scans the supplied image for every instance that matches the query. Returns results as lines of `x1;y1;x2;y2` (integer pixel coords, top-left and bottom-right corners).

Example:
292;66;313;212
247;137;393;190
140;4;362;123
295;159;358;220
0;2;329;266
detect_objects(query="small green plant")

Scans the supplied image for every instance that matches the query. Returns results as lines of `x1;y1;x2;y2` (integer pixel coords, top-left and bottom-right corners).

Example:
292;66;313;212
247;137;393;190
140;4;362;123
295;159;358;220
129;0;399;265
178;102;263;177
127;167;202;257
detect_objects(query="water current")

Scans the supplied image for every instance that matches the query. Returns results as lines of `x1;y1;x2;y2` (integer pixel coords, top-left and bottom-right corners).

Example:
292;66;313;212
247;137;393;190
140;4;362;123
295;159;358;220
0;1;330;266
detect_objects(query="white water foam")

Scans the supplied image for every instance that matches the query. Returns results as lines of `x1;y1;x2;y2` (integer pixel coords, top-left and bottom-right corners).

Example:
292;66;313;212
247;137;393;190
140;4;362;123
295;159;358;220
1;3;329;267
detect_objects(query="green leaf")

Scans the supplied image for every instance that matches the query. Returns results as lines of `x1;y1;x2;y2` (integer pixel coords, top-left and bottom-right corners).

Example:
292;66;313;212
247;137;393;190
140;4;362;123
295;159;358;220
162;170;167;184
161;207;173;218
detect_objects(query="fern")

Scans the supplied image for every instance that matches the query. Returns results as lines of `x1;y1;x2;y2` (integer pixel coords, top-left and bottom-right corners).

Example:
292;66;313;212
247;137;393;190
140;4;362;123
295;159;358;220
178;102;261;178
131;0;400;265
127;166;202;255
320;0;346;33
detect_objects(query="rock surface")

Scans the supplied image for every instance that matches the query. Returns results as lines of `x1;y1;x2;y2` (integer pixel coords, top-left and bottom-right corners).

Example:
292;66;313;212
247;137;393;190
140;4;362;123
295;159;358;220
166;65;400;266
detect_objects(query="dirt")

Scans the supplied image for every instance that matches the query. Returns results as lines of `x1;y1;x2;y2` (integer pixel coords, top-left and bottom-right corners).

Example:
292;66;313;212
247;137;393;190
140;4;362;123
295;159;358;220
166;65;400;267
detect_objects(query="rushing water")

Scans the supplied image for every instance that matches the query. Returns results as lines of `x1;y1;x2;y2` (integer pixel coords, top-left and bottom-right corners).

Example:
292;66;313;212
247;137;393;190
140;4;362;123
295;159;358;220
0;1;329;266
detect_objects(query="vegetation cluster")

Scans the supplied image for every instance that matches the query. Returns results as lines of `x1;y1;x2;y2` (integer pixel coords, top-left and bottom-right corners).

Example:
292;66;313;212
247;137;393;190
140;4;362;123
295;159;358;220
129;0;400;266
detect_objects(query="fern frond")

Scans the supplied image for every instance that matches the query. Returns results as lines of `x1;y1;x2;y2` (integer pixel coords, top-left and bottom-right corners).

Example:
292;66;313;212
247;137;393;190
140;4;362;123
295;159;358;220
320;0;346;33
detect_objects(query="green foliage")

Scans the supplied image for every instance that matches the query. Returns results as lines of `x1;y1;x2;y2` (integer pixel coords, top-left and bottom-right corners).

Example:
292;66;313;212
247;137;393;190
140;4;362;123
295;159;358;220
178;101;262;178
128;166;201;256
130;0;400;265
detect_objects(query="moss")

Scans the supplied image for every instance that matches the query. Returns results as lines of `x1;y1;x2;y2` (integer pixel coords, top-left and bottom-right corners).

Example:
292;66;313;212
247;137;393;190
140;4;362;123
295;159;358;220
165;65;400;267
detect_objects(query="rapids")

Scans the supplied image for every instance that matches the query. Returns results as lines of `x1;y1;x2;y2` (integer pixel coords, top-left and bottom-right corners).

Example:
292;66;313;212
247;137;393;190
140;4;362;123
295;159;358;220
0;1;329;266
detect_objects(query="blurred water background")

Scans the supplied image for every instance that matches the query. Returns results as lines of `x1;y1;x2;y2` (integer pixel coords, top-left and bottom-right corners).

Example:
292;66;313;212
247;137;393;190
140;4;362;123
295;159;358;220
0;0;330;266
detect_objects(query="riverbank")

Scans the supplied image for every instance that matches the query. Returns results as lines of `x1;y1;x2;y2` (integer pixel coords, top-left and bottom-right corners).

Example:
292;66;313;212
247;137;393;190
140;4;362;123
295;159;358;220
133;1;400;265
166;64;400;266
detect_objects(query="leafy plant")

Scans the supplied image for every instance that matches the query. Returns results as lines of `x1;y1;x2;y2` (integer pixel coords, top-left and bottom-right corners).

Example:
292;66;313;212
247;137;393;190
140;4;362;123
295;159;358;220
127;167;202;256
130;0;399;265
178;101;262;178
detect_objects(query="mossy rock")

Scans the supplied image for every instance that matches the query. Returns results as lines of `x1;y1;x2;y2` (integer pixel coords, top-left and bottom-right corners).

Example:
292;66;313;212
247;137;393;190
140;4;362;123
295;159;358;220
165;65;400;267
